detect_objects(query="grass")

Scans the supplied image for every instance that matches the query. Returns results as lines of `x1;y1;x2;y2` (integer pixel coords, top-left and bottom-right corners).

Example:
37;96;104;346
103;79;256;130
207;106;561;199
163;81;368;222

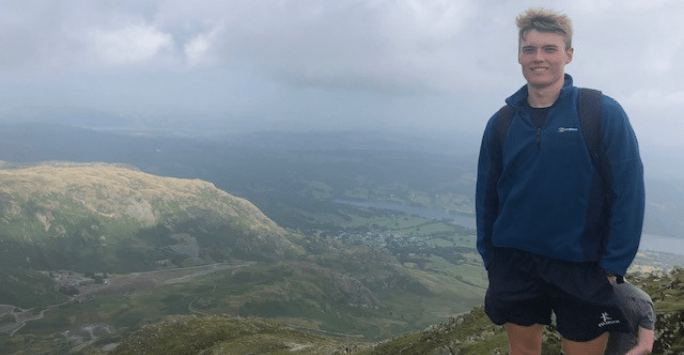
429;234;476;248
286;204;467;241
0;268;69;309
0;161;489;354
14;267;683;355
7;257;486;345
105;314;365;355
356;307;509;355
0;163;287;245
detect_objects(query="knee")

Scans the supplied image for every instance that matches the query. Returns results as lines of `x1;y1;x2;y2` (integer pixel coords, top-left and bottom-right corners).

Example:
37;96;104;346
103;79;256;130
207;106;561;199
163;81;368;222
506;323;544;355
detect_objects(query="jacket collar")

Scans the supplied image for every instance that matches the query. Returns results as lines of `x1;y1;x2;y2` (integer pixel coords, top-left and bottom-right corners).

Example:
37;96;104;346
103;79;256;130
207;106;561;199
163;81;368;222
505;73;575;109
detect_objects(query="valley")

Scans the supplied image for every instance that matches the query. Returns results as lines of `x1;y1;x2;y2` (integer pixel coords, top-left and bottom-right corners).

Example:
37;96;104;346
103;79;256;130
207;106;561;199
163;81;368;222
0;263;251;337
0;160;486;354
0;127;683;354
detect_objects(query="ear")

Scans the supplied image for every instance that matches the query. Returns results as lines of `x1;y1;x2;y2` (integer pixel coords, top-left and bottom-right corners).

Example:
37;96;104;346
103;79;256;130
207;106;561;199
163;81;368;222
565;47;574;64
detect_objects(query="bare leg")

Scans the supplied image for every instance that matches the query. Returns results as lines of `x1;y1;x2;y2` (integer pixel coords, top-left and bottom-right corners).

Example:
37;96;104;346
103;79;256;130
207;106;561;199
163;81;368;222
562;332;608;355
505;323;544;355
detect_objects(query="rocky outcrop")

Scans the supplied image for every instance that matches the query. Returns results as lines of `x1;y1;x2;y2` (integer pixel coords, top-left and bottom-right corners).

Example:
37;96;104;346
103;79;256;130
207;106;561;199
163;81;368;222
654;310;684;354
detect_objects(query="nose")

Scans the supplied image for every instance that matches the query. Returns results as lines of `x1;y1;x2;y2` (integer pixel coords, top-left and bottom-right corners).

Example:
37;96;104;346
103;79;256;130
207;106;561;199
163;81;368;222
533;49;544;62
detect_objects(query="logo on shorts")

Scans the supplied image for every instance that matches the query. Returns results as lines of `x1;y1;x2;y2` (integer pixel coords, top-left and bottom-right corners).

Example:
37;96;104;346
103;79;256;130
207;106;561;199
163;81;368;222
598;312;621;327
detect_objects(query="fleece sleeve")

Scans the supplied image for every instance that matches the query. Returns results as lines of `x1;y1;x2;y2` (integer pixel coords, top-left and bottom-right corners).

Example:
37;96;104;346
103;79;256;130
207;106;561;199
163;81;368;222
598;96;645;276
476;114;503;269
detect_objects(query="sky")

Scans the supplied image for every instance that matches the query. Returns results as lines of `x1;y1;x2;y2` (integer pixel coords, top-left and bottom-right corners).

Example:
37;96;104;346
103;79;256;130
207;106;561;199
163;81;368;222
1;0;683;149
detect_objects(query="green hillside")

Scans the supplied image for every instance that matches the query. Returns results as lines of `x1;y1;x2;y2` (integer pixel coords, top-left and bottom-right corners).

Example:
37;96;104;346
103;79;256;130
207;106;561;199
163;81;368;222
362;268;684;355
1;162;683;355
0;162;303;275
0;162;486;354
5;268;680;355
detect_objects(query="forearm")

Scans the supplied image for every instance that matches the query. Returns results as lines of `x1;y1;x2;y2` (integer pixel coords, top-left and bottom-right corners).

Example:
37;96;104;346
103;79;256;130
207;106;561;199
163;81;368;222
624;328;654;355
624;344;651;355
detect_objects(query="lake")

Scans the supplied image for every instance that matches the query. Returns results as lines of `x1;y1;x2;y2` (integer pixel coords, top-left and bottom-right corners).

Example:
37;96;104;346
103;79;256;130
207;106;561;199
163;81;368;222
333;200;476;229
640;234;684;256
333;200;684;256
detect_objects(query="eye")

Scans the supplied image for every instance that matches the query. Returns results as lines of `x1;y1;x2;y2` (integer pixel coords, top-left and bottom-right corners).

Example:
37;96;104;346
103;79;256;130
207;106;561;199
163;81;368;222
543;46;558;53
522;47;536;54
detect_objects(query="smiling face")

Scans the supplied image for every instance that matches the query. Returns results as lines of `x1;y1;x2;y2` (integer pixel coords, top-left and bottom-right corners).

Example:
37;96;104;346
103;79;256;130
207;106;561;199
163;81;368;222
518;30;573;90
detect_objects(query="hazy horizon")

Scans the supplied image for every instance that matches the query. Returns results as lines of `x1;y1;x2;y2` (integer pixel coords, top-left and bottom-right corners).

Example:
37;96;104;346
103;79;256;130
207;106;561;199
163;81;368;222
1;0;684;151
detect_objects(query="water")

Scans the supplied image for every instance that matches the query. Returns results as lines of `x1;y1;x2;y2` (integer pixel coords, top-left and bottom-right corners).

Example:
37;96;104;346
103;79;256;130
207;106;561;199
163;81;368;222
333;200;684;256
639;234;684;256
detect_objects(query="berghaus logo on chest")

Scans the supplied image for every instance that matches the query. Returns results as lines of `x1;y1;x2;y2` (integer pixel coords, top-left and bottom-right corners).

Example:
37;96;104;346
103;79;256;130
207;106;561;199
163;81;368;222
557;127;579;133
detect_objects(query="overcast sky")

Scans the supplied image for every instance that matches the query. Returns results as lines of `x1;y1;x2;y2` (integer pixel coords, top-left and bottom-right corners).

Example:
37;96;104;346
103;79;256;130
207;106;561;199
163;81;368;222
1;0;683;148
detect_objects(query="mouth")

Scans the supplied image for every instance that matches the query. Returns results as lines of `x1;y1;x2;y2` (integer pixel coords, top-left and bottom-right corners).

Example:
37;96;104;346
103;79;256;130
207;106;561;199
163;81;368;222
530;67;548;72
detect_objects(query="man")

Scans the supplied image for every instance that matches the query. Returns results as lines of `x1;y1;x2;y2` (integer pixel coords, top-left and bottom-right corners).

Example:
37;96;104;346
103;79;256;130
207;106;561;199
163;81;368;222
605;276;655;355
476;7;645;355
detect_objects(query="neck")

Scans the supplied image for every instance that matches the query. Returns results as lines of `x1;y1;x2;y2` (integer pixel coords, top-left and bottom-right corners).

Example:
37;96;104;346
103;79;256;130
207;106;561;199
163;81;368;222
526;77;565;108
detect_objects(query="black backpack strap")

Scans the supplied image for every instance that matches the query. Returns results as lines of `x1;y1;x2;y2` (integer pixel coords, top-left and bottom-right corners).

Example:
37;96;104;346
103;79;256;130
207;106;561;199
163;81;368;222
493;104;515;150
577;88;604;174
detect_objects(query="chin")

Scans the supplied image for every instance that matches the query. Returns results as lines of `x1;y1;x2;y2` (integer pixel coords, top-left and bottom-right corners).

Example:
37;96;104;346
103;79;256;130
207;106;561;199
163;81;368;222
526;77;561;88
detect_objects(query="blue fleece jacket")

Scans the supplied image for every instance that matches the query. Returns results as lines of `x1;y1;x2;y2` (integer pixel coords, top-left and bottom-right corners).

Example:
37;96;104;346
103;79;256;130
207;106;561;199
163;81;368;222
476;74;645;276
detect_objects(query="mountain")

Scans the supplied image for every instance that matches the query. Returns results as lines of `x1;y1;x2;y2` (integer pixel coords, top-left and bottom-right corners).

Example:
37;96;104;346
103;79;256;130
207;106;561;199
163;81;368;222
1;126;683;354
1;124;682;241
0;162;488;354
0;162;302;275
6;268;680;355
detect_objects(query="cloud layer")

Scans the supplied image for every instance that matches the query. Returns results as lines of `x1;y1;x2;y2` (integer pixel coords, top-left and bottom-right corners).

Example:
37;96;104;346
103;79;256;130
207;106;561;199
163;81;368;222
1;0;682;146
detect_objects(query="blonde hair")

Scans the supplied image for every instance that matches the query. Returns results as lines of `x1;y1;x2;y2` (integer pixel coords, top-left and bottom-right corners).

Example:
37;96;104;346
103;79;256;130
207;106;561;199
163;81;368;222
516;8;573;49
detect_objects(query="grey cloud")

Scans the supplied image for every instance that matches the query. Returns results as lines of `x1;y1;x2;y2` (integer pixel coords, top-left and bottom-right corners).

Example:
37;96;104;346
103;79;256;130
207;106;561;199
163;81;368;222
1;0;683;148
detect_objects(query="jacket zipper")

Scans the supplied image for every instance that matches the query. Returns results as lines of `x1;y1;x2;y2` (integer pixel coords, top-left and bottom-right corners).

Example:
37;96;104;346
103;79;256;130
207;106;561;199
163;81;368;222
536;127;542;148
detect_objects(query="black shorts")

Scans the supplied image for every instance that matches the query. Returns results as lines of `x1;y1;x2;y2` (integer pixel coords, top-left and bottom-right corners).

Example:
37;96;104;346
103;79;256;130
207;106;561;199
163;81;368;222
484;247;630;342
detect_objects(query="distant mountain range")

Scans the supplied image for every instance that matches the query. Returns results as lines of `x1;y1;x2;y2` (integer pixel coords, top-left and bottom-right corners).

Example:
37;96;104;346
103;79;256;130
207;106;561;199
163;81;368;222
0;123;681;240
1;123;683;354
